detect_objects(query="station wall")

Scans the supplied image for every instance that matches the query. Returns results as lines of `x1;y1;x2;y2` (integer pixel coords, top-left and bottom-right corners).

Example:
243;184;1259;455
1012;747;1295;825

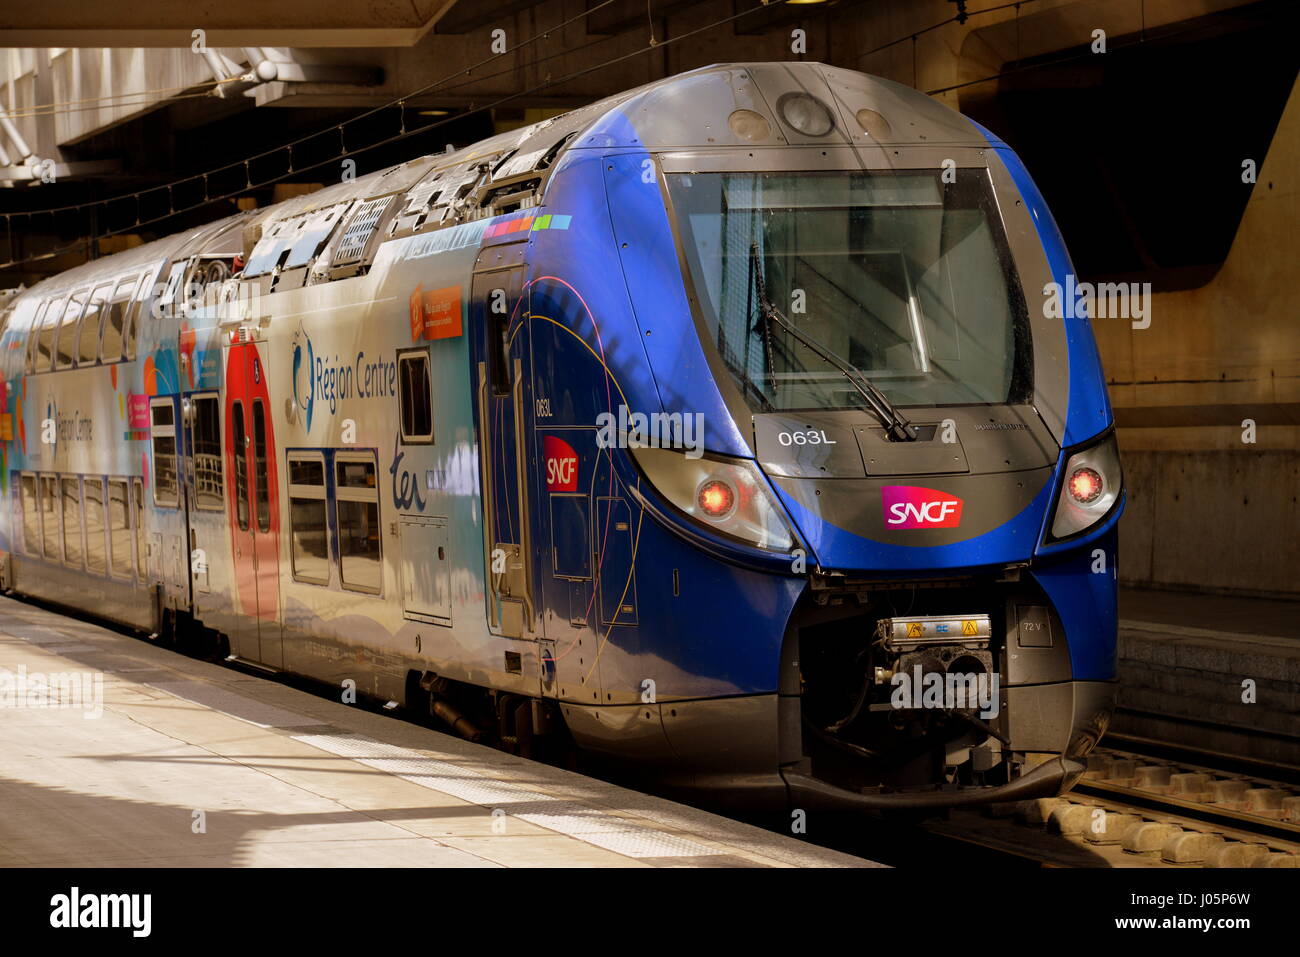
1106;74;1298;598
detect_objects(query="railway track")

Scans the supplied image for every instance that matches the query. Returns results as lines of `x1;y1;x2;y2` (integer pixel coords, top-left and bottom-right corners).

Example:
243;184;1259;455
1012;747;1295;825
917;740;1300;867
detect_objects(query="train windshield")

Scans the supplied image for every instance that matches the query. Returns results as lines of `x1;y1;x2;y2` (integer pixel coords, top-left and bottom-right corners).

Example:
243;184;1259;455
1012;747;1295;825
666;169;1032;412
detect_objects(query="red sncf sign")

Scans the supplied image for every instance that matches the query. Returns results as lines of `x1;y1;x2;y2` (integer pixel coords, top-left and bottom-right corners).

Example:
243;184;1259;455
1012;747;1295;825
544;435;579;492
881;485;964;529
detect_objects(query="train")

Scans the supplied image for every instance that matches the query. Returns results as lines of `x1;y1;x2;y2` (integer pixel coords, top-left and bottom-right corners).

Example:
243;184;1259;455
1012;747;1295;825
0;62;1123;811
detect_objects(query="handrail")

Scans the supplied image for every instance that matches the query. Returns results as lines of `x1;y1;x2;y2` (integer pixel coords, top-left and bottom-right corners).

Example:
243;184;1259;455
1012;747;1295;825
511;356;535;634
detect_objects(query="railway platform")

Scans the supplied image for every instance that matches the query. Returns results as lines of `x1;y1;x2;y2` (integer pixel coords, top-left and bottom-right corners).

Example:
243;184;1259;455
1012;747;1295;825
0;596;875;869
1113;586;1300;767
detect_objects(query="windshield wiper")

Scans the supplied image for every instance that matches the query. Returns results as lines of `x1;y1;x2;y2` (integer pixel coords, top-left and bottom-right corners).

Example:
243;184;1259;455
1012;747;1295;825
749;243;917;442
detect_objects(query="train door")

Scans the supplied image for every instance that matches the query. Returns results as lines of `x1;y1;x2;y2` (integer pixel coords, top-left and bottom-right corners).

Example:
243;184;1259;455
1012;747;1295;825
223;339;283;667
182;387;224;610
471;244;536;640
148;393;192;611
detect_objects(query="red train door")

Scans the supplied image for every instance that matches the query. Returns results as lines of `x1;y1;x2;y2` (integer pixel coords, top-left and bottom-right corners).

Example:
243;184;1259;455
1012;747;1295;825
225;339;282;667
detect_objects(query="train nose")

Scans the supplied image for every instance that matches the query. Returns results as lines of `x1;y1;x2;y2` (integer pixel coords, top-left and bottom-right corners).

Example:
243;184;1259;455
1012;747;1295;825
754;406;1060;574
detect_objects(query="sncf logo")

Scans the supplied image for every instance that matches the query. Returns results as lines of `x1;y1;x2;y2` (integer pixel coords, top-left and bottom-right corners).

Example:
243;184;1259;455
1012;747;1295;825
882;485;963;529
544;435;579;493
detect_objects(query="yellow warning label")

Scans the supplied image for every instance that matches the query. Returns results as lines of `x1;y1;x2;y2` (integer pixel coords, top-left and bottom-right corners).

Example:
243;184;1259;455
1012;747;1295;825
962;620;979;636
907;622;924;638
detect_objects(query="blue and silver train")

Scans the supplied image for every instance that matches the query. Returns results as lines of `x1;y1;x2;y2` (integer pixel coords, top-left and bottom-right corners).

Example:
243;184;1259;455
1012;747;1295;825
0;62;1122;809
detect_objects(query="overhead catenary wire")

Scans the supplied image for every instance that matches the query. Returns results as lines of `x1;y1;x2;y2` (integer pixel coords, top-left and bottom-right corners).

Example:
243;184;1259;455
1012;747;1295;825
8;0;1142;270
922;16;1182;96
1;76;232;121
853;0;1175;99
7;0;621;218
853;0;1046;64
0;0;627;268
0;0;779;271
5;0;992;228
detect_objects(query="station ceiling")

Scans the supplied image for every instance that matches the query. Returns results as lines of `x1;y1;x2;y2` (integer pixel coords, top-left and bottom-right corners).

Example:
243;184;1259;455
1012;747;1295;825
0;0;1290;294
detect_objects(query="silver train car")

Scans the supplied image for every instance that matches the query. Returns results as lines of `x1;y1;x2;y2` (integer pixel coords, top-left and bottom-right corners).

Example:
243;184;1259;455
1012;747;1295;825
0;63;1121;810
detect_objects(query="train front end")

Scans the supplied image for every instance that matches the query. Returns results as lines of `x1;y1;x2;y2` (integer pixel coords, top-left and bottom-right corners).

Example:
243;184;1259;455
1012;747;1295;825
541;62;1121;809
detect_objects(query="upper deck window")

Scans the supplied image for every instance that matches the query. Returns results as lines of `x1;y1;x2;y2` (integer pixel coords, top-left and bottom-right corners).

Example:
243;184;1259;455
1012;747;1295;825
26;300;51;373
55;292;85;370
78;284;111;365
99;275;140;362
34;294;65;373
398;350;434;443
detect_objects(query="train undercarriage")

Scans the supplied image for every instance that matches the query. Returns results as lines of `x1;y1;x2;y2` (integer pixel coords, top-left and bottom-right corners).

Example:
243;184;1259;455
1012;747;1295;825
8;560;1107;815
782;572;1109;808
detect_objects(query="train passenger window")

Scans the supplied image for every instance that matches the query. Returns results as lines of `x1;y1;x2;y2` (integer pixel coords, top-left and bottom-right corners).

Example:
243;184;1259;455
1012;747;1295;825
55;292;85;370
131;477;146;581
40;474;60;561
231;401;249;532
78;285;111;366
35;295;64;373
20;473;39;556
335;454;381;594
397;350;434;443
100;276;139;363
252;400;270;533
84;477;106;575
61;476;83;569
191;394;224;510
288;453;329;585
26;300;50;373
100;302;125;361
155;261;186;318
150;399;179;507
488;303;512;396
123;294;143;362
107;479;133;578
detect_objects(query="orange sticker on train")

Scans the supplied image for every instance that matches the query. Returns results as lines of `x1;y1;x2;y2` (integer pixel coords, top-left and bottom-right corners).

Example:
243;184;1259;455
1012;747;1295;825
420;285;462;341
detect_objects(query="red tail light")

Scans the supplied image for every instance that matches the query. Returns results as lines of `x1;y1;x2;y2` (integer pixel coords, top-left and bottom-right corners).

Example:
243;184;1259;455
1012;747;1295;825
1067;466;1103;504
697;479;736;518
1048;432;1122;541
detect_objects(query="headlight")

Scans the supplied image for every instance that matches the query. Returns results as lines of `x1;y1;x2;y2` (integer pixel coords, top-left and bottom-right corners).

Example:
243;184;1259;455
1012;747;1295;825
630;446;795;551
1048;431;1122;540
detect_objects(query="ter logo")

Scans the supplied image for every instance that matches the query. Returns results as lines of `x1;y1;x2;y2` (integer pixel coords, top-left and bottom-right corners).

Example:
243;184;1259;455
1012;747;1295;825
544;435;579;493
